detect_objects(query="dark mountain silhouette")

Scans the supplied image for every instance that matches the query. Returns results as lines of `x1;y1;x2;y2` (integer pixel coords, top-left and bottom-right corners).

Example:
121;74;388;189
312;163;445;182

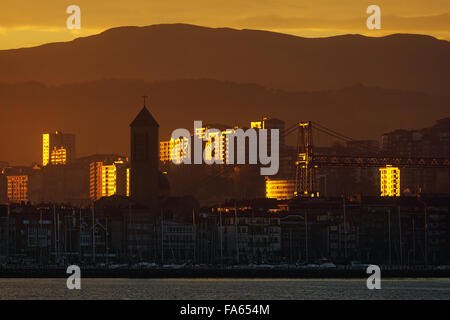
0;24;449;95
1;79;448;165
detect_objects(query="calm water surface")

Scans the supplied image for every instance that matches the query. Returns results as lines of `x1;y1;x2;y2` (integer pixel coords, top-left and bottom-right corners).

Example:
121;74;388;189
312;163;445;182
0;278;449;300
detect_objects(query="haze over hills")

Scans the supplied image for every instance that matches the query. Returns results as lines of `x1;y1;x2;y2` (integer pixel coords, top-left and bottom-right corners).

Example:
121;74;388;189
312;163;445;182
0;24;449;95
1;24;449;165
1;79;448;165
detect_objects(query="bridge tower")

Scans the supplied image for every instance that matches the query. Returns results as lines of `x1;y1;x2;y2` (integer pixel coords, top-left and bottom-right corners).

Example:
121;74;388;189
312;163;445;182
295;121;317;197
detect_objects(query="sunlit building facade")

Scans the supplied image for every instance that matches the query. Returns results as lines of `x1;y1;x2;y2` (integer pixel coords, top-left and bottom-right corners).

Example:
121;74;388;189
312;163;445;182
3;165;43;203
251;117;285;150
7;175;29;202
160;125;236;164
380;166;401;197
160;118;285;166
250;121;263;129
195;125;241;163
203;131;223;163
50;147;67;165
204;127;238;163
193;124;230;163
126;168;130;197
89;158;129;201
160;138;190;163
160;140;171;162
266;179;295;200
42;131;76;166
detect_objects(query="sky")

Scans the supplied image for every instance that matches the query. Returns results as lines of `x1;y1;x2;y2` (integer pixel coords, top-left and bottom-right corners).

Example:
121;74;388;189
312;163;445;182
0;0;449;50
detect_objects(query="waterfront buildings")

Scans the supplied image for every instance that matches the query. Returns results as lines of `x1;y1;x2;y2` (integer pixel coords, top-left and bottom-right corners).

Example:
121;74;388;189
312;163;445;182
0;194;448;266
1;105;449;267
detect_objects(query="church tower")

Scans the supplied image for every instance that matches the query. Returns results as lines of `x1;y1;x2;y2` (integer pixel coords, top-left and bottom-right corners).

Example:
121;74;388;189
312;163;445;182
130;98;159;207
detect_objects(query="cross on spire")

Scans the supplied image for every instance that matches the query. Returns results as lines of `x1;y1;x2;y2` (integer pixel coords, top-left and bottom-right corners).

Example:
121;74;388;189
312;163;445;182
142;95;148;107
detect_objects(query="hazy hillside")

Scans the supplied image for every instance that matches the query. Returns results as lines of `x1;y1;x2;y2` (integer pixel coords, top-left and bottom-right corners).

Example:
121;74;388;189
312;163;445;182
0;24;449;95
1;79;448;165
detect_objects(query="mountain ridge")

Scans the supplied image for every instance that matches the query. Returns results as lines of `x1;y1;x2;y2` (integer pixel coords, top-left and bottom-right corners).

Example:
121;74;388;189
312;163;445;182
0;23;448;95
4;24;444;52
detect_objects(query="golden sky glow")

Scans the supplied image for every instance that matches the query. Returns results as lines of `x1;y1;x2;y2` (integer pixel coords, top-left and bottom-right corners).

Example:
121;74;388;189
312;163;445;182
0;0;449;49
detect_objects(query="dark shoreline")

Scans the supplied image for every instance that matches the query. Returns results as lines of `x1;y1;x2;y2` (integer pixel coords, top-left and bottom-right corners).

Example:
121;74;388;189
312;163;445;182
1;268;449;279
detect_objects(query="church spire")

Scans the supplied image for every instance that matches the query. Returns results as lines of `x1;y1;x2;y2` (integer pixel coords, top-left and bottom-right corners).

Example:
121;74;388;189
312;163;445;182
130;96;159;127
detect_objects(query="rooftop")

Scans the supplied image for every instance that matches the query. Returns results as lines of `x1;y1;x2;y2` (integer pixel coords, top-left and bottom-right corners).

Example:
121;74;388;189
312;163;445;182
130;106;159;127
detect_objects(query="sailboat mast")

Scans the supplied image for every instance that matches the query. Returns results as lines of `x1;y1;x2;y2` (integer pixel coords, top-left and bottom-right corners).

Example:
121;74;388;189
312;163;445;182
235;204;239;265
193;208;196;264
92;206;95;264
161;208;164;264
53;204;57;263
